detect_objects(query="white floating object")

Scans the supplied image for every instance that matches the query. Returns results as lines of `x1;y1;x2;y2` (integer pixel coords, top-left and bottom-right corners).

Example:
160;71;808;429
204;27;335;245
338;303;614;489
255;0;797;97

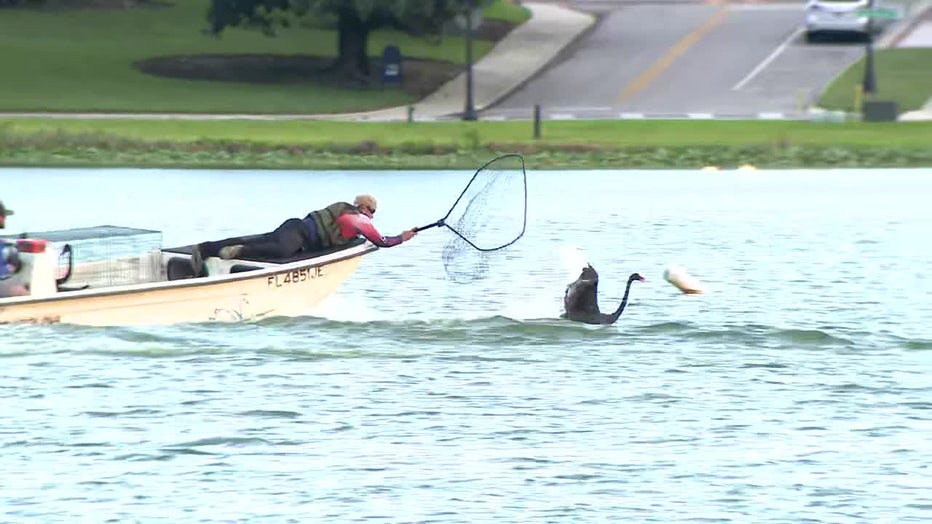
737;163;757;171
664;265;704;294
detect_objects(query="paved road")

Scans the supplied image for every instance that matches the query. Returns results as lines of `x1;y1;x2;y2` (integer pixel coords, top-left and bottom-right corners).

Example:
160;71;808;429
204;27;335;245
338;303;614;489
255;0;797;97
484;0;895;119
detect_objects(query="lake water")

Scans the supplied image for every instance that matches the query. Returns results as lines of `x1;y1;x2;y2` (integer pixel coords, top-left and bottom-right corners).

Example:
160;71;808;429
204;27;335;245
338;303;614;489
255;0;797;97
1;166;930;523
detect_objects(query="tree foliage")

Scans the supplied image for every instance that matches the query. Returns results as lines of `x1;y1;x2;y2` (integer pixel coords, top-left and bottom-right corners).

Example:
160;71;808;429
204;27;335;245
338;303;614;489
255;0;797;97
207;0;493;80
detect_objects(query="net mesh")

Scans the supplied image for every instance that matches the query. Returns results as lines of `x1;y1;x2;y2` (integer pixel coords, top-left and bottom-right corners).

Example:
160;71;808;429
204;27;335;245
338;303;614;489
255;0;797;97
440;154;527;284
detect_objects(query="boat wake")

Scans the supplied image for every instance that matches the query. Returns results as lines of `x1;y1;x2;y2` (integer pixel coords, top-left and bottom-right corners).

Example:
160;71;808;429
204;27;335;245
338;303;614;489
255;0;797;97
304;291;564;325
0;316;915;360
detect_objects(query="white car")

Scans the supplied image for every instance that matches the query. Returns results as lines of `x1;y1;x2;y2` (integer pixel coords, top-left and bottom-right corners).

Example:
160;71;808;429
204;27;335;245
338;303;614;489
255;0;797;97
805;0;879;42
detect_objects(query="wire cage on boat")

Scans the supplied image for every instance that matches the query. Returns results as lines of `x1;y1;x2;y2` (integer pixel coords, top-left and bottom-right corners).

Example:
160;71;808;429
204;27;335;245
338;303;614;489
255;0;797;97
2;225;165;287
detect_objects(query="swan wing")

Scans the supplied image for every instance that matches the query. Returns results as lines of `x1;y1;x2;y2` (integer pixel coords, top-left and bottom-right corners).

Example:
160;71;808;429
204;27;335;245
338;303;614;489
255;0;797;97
564;278;600;315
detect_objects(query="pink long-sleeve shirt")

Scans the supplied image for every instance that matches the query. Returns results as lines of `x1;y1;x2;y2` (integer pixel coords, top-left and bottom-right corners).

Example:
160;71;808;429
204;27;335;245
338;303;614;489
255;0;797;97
336;212;403;247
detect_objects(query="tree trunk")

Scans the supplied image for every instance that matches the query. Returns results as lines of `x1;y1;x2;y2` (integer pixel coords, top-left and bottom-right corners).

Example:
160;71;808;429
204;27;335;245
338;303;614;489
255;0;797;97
335;7;371;81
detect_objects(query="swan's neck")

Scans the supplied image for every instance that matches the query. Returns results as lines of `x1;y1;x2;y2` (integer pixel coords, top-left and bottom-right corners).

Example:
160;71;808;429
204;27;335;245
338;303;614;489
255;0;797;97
606;279;636;324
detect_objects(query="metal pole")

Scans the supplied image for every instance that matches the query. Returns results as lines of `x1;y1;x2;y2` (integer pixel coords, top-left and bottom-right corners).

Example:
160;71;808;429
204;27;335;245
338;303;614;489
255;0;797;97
533;104;541;139
463;5;478;121
861;0;877;95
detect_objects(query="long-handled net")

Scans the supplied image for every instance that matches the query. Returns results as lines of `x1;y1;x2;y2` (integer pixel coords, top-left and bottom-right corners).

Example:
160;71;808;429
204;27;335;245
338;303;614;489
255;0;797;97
415;154;528;284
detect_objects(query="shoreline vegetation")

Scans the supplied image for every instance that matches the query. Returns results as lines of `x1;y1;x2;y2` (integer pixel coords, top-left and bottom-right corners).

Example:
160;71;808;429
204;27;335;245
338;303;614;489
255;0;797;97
2;119;929;170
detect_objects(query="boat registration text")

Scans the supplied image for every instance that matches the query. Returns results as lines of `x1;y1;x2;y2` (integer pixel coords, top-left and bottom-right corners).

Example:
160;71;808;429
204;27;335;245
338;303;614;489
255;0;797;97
267;267;321;287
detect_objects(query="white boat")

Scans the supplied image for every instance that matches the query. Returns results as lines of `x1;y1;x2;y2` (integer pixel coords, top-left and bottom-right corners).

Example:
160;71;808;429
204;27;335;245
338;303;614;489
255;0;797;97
0;225;378;327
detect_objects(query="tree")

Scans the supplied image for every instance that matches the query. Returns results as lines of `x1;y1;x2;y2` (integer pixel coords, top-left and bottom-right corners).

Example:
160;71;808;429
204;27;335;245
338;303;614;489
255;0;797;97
207;0;493;81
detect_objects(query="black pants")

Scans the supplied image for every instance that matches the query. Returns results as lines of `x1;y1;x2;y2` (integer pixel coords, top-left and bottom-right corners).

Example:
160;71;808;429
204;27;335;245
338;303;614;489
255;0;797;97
198;218;317;260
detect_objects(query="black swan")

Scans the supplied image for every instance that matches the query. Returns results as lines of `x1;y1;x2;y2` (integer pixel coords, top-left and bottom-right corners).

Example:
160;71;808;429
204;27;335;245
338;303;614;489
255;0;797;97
560;264;645;325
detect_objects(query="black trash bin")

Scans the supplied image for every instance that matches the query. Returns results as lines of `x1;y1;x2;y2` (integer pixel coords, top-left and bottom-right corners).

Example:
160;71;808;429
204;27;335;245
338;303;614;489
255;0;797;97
862;100;899;122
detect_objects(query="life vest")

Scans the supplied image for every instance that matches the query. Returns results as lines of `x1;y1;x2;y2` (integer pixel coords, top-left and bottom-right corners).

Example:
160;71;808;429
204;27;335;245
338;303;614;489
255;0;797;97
303;202;357;248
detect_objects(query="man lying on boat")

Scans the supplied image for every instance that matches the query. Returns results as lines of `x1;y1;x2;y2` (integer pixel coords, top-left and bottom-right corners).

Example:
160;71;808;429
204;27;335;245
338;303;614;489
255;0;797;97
0;200;29;298
191;194;418;277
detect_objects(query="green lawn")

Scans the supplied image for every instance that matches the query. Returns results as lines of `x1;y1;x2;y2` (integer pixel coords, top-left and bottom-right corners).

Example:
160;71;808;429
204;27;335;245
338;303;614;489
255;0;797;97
3;118;929;148
0;0;528;114
818;48;932;113
482;0;532;24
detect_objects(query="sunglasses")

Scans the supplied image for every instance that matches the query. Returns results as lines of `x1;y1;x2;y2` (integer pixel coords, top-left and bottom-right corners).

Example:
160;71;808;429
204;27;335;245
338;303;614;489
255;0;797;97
366;206;376;215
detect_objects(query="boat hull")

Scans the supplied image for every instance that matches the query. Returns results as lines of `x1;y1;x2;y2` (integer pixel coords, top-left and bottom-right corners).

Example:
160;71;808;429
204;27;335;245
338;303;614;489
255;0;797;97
0;246;370;327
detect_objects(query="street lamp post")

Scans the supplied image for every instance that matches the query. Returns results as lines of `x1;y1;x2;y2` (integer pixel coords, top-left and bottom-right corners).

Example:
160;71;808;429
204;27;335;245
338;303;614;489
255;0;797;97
861;0;877;95
463;3;478;121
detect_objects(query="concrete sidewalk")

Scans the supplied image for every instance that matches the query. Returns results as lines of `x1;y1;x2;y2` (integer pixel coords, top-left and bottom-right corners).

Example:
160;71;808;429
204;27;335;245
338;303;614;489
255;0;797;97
880;0;932;47
898;95;932;122
0;2;594;123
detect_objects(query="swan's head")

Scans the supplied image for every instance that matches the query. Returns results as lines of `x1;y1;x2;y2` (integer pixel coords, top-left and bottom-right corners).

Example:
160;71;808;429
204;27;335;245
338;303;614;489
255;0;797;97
577;263;599;283
629;272;646;283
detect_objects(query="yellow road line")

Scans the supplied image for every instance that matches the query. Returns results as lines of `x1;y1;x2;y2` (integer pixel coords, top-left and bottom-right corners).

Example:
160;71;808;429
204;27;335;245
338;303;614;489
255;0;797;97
615;8;729;104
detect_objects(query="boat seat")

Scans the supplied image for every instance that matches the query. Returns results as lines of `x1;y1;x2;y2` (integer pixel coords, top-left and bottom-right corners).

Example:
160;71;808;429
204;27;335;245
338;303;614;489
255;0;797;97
166;258;264;281
166;256;197;281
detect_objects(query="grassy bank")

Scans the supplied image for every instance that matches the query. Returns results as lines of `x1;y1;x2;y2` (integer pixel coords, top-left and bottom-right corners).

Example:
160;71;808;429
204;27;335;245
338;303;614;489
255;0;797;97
0;0;528;114
2;118;929;169
818;48;932;113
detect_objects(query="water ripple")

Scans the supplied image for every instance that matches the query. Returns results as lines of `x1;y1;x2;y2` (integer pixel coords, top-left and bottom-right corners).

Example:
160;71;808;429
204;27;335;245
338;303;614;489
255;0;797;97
2;167;931;522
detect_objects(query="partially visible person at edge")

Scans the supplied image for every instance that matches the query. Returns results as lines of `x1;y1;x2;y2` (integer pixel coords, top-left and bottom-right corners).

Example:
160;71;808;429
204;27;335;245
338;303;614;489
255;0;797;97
0;200;29;298
191;195;417;276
